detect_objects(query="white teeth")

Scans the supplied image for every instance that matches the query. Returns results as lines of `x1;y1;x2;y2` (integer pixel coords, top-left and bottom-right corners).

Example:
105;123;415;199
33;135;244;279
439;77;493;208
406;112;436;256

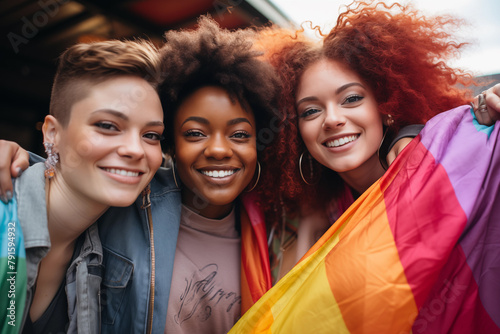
325;135;358;148
201;170;236;178
104;168;139;177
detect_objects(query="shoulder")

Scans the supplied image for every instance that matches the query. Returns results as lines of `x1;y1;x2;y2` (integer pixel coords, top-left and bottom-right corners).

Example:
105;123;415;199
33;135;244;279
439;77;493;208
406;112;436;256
388;124;424;152
149;166;180;197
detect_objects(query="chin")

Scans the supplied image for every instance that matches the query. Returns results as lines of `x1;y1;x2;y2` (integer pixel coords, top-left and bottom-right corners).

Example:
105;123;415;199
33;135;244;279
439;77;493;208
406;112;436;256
107;199;137;207
204;194;239;207
103;192;141;207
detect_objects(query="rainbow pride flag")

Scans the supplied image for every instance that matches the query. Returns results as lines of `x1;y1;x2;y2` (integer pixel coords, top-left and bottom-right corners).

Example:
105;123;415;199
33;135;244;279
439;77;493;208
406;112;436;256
240;191;273;314
1;196;27;334
230;105;500;333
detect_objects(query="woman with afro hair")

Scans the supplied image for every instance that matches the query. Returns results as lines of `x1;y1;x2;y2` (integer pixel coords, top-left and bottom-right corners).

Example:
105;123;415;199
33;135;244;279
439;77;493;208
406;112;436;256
157;16;280;333
230;1;500;333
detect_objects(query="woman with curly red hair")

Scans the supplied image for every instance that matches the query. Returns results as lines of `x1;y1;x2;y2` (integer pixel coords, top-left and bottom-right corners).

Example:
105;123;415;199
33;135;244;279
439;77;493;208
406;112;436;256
231;1;500;332
257;0;500;283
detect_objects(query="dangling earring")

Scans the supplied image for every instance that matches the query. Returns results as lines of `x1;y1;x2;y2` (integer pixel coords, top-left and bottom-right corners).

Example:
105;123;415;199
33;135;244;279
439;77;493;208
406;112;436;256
245;161;261;192
299;151;317;185
377;114;394;171
170;157;179;189
43;142;59;179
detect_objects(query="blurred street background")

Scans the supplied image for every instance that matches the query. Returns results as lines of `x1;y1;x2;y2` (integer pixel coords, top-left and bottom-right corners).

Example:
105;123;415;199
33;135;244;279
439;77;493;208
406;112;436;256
1;0;498;156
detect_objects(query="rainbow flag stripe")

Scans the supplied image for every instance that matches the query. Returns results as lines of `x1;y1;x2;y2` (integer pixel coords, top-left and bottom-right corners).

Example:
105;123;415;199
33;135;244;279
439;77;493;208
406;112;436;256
1;196;27;334
230;105;500;333
240;191;273;314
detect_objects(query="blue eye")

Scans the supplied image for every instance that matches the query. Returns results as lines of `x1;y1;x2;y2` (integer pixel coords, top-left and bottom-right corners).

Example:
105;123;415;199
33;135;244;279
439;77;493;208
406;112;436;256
144;132;164;141
95;122;118;131
343;95;364;104
299;108;321;118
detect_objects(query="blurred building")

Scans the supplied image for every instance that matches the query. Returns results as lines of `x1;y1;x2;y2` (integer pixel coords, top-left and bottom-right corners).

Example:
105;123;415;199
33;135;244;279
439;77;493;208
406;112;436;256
0;0;292;155
474;74;500;95
0;1;498;157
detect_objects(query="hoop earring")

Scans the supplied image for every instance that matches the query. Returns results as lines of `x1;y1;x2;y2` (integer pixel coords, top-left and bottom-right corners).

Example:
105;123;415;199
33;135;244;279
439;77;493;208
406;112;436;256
171;158;180;189
43;142;59;179
245;161;261;192
299;152;314;185
377;114;394;171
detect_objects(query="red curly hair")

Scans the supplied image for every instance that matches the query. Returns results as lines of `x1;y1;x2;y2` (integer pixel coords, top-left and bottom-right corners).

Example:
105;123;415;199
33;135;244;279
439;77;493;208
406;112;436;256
254;27;324;221
257;1;477;224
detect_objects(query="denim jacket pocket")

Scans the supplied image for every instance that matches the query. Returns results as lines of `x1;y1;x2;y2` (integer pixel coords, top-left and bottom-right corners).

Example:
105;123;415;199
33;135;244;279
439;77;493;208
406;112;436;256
101;247;134;325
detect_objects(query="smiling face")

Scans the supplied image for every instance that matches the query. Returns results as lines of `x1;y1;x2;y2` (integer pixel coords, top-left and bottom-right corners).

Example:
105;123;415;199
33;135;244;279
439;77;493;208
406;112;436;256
173;86;257;219
46;75;164;208
296;59;386;193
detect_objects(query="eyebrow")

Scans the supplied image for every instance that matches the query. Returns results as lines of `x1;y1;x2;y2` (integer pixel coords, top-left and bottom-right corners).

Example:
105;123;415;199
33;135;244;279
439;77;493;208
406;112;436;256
182;116;253;127
295;82;366;107
336;82;365;94
93;109;128;120
182;116;209;126
92;109;164;127
227;117;253;127
146;120;165;127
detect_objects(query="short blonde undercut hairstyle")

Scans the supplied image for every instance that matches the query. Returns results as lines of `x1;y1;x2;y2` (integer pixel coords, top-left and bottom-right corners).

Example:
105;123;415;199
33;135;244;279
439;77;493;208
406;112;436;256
50;39;162;126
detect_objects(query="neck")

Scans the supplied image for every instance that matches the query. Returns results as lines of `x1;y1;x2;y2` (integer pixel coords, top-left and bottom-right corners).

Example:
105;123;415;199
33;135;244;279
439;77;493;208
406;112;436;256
181;190;234;220
46;176;108;247
339;154;386;195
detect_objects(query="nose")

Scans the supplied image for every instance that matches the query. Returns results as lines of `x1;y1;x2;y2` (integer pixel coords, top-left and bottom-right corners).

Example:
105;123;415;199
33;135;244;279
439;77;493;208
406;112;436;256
322;104;346;130
204;133;233;160
117;132;145;160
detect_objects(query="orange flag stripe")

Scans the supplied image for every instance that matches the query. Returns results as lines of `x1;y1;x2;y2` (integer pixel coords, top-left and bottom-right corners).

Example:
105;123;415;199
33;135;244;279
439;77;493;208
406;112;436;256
325;183;417;333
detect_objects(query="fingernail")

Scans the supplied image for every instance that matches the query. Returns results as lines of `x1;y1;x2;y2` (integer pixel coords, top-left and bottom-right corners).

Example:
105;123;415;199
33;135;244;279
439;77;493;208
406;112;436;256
6;191;13;201
16;167;23;177
0;195;7;204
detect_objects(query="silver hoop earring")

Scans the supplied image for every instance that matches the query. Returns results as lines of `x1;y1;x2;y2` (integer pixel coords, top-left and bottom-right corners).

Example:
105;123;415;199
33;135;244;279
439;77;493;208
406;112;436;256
377;127;390;171
245;161;261;192
299;152;314;185
377;114;395;171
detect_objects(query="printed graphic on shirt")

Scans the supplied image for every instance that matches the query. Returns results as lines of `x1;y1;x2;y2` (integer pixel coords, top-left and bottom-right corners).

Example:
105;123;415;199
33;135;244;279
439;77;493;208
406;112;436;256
173;263;241;327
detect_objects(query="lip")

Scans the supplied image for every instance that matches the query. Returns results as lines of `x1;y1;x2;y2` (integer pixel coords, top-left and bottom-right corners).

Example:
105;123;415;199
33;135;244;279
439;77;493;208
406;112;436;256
99;166;145;184
196;166;241;185
322;133;360;150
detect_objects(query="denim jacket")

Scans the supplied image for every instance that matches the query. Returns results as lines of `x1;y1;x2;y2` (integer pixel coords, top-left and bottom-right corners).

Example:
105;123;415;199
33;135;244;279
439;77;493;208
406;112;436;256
28;153;182;334
14;163;103;334
98;166;181;334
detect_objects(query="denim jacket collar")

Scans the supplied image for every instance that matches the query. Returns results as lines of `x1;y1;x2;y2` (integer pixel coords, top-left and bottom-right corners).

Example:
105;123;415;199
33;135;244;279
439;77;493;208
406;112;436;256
15;163;102;259
15;163;50;250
